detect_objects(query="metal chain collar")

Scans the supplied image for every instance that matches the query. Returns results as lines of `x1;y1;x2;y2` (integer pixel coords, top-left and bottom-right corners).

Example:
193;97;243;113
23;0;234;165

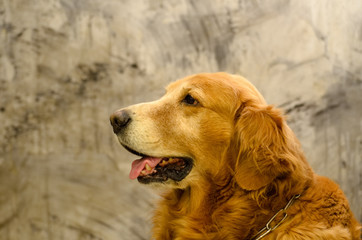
251;194;301;240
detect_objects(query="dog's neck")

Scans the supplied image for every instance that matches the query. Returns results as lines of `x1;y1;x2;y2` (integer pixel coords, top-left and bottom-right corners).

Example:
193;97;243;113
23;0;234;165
174;179;216;214
158;172;312;239
168;169;312;219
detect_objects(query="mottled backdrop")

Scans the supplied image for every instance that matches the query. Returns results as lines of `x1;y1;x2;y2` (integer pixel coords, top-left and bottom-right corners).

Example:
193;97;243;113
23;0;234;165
0;0;361;239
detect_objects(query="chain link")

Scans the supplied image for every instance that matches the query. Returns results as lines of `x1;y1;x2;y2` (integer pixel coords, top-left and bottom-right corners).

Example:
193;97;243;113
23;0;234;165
251;194;300;240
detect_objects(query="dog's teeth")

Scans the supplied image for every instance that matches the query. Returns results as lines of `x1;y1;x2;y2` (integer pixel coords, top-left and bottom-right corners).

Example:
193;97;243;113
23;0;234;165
141;170;146;175
169;158;177;163
145;163;152;171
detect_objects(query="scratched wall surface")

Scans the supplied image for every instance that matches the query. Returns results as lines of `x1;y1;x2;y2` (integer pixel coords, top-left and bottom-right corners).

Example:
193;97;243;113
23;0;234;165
0;0;361;239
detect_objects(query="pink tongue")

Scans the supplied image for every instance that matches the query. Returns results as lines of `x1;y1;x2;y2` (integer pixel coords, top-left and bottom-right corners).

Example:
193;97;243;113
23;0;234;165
129;157;162;180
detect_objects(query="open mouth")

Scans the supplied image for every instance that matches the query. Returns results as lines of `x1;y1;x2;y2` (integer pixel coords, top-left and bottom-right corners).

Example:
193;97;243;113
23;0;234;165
122;145;193;184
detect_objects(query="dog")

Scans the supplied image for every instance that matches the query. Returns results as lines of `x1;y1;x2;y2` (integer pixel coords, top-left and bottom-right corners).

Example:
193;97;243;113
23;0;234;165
110;73;360;239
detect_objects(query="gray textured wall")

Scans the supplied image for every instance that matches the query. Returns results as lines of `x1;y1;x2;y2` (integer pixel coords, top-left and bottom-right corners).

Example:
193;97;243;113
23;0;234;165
0;0;361;239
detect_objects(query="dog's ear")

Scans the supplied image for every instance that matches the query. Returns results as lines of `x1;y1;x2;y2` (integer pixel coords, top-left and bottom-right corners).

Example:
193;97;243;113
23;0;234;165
232;104;296;190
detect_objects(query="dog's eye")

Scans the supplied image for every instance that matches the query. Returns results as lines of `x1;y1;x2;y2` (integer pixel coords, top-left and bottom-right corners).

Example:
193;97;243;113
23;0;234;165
182;94;199;106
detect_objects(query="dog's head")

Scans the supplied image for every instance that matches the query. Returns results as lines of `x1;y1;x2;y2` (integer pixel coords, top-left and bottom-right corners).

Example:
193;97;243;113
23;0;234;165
110;73;307;189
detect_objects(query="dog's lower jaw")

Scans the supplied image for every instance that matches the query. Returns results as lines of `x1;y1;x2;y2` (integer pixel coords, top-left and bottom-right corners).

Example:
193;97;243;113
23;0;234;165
142;179;183;189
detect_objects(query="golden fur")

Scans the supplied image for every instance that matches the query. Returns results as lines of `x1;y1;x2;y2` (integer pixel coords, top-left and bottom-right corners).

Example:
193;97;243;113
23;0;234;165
114;73;360;239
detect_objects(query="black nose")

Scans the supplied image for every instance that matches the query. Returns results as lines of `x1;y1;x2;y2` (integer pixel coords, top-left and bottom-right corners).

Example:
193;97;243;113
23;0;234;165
110;110;131;134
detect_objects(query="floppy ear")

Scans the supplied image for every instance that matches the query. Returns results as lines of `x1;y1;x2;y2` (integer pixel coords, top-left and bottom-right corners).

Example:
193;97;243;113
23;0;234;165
233;104;296;190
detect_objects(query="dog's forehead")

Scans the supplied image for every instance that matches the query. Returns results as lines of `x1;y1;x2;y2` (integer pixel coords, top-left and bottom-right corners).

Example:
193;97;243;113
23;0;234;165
166;73;235;95
165;73;266;106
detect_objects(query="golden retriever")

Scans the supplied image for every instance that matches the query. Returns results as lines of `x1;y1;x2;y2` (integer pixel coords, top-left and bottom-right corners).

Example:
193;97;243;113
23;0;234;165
110;73;360;239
